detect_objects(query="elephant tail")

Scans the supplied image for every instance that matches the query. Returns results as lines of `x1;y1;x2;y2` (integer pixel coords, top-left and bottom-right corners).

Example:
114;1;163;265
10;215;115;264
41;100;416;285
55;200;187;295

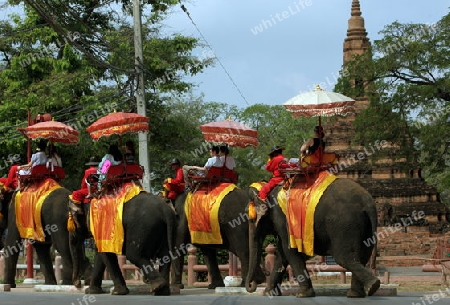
364;203;378;271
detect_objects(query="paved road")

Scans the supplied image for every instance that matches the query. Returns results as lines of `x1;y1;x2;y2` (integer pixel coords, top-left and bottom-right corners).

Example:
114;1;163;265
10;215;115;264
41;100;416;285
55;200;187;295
1;287;449;305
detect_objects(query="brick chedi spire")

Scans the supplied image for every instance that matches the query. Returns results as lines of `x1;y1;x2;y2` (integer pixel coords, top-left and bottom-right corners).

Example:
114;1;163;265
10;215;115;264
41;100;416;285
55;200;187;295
343;0;371;66
321;1;447;253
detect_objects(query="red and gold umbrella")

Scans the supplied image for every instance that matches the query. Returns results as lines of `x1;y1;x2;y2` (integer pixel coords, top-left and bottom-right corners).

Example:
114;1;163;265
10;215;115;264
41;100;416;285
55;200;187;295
199;118;258;147
19;121;79;144
86;111;149;141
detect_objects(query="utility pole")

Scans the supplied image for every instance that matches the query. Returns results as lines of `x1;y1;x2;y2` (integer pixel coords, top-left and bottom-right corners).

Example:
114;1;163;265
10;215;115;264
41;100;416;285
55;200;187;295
133;0;151;191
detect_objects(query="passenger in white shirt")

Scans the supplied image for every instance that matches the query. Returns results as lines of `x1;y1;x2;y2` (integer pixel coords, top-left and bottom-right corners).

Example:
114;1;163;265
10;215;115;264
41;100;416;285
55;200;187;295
182;146;222;186
18;140;48;175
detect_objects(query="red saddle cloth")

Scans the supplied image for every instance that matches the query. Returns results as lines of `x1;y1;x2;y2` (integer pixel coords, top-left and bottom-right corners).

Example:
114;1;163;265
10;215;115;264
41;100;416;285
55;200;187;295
105;164;144;184
189;167;238;191
19;165;65;185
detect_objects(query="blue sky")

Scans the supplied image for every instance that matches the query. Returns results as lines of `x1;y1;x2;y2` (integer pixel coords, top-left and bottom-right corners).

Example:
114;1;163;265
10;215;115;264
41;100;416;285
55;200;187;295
1;1;448;110
162;0;449;109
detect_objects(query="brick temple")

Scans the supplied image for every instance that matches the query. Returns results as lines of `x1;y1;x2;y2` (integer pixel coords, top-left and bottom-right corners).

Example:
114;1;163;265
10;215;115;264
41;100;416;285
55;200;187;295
322;0;450;263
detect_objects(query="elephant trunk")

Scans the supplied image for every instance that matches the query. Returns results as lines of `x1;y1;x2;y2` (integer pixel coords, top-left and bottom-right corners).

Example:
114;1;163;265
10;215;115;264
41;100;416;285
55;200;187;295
245;219;258;293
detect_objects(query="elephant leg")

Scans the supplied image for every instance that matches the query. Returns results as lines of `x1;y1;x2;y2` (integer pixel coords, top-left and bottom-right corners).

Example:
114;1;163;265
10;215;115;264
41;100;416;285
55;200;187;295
171;216;189;288
3;233;22;288
33;243;57;285
126;251;167;293
333;251;380;297
51;234;74;285
201;247;224;289
273;219;314;297
100;252;129;295
85;251;106;294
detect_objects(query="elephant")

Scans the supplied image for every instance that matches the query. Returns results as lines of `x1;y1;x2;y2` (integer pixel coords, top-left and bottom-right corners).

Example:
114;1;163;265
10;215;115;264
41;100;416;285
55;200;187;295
245;177;381;298
171;187;267;289
82;192;177;295
1;187;90;288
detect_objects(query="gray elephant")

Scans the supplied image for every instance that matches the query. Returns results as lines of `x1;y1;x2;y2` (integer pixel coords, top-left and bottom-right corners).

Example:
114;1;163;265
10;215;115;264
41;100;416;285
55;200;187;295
1;187;89;288
171;188;267;289
246;177;380;298
82;192;177;295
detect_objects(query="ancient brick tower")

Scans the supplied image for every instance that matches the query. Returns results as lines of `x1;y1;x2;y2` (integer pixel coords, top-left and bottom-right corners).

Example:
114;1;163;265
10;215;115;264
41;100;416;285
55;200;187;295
322;0;448;258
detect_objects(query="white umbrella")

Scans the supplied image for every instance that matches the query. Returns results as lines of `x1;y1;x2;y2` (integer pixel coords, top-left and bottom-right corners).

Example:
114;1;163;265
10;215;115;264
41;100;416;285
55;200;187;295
283;85;355;122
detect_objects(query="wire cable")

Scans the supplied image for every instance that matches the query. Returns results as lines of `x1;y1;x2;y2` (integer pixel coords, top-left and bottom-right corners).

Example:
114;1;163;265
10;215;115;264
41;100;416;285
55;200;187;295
179;3;251;106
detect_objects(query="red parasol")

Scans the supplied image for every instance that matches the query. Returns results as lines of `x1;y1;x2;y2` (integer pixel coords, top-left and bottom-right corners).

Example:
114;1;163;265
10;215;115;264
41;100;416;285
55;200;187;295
19;120;79;144
199;118;258;147
86;111;149;141
283;85;355;125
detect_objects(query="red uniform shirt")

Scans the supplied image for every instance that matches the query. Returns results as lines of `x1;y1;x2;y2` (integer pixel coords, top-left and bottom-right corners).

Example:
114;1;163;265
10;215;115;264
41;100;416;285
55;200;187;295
169;167;184;187
81;166;98;189
265;154;285;178
6;164;19;190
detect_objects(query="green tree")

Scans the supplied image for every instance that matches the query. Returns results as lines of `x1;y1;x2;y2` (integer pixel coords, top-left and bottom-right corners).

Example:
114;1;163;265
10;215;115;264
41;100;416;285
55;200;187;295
0;0;212;188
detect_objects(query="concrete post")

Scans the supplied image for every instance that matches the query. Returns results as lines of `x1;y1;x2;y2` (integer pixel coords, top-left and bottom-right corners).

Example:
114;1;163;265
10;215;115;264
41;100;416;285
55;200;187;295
187;246;197;286
265;244;276;284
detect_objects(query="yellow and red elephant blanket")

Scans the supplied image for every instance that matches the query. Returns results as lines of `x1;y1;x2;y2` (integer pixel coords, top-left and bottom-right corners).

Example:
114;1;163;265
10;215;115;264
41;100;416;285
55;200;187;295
185;183;237;244
89;182;143;254
15;178;62;242
251;171;337;256
278;171;337;256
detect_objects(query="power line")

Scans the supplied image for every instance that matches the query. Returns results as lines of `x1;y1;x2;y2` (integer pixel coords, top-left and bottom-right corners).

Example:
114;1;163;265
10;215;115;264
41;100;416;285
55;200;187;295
179;3;251;106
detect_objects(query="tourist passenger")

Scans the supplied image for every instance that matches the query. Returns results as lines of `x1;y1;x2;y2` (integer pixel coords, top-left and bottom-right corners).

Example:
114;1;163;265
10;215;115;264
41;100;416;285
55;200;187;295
219;145;236;170
96;144;122;192
182;145;222;188
18;140;48;175
300;126;325;156
124;140;136;164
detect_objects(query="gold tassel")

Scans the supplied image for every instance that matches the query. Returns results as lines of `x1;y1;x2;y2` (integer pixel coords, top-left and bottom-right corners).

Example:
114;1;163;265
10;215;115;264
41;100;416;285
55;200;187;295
248;201;256;220
67;212;76;232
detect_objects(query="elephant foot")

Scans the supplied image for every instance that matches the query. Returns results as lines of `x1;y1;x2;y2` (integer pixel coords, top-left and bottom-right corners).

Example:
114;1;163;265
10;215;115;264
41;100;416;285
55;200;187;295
296;287;315;298
154;285;171;296
85;286;105;294
365;278;380;296
147;278;167;293
73;279;82;289
208;281;225;289
111;286;130;295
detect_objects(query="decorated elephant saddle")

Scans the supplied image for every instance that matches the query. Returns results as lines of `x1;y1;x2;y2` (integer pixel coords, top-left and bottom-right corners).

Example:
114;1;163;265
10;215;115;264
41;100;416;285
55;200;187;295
89;181;143;254
15;178;62;242
185;182;237;244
